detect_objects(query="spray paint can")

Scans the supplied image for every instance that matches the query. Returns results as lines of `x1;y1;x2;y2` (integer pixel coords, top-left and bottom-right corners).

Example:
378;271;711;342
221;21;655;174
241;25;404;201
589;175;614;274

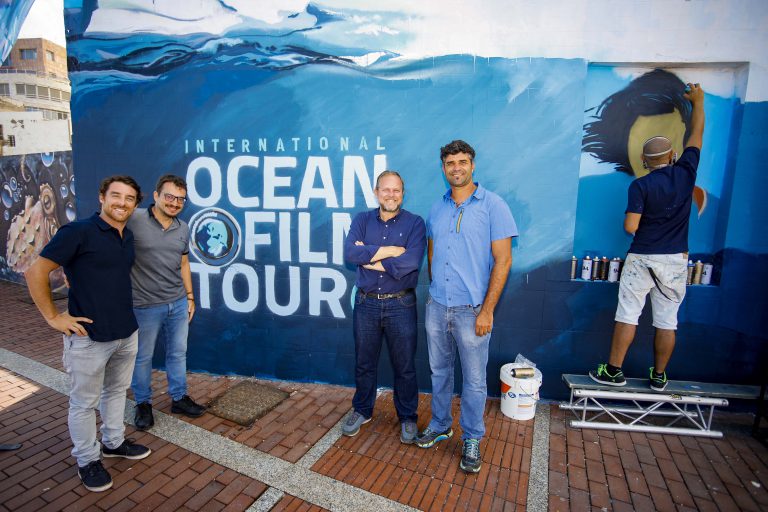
600;256;609;280
608;257;621;282
570;256;577;280
591;256;600;280
686;260;694;285
693;260;704;284
510;367;536;378
701;263;713;285
581;256;592;280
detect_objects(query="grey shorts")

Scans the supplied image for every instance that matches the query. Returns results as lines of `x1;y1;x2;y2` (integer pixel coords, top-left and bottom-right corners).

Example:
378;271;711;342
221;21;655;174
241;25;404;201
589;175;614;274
615;253;688;330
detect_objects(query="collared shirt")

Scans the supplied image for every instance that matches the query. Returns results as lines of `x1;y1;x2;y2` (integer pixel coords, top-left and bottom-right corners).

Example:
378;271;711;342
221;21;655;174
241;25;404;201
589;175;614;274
128;206;190;307
627;147;699;255
344;208;426;294
427;183;518;306
40;213;138;342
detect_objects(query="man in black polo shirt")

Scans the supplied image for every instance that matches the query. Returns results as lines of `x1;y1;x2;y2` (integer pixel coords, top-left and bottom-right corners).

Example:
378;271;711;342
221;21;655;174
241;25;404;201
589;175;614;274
26;176;151;492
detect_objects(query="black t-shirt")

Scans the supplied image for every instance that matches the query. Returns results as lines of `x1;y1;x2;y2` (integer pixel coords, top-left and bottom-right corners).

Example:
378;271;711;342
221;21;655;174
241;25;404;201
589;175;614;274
40;213;138;341
627;147;700;254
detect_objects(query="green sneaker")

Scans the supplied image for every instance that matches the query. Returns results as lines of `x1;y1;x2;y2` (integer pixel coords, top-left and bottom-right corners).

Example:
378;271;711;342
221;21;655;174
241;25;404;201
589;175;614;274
589;363;626;387
416;427;453;448
649;367;668;391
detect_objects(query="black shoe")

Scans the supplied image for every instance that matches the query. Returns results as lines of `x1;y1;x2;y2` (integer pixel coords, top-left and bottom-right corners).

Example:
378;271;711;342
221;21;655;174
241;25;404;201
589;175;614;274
134;402;154;431
171;395;206;417
78;460;113;492
102;439;151;460
589;363;627;386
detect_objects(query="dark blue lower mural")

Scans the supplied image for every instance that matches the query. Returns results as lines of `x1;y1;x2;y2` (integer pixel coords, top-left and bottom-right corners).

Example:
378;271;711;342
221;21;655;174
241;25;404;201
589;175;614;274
60;2;766;399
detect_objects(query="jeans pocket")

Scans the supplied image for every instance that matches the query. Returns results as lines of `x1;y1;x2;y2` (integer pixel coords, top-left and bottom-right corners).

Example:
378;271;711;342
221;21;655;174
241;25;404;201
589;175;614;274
398;293;416;308
472;304;483;316
67;334;95;351
355;291;366;306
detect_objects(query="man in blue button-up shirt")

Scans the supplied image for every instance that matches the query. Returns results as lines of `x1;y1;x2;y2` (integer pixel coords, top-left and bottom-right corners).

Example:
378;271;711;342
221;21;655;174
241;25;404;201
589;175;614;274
416;140;518;474
342;171;426;443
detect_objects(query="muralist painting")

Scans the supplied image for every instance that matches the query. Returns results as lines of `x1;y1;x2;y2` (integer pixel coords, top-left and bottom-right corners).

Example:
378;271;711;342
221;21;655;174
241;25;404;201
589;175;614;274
575;65;743;261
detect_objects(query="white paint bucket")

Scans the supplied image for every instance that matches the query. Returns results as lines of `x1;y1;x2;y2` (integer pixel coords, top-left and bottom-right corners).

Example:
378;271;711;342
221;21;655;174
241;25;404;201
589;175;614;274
500;363;542;421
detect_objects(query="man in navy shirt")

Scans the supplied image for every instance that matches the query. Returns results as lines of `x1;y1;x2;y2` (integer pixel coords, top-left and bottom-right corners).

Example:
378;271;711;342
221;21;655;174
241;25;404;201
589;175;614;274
590;83;705;391
25;176;151;493
342;171;426;443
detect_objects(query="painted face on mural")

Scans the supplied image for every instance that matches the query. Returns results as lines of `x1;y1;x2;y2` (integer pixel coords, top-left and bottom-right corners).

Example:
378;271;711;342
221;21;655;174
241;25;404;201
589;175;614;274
628;110;686;177
99;181;138;226
442;152;475;189
154;183;187;218
375;174;404;214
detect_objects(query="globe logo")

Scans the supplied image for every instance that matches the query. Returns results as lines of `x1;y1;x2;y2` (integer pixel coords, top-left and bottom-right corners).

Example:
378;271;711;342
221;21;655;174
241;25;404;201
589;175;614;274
188;208;241;267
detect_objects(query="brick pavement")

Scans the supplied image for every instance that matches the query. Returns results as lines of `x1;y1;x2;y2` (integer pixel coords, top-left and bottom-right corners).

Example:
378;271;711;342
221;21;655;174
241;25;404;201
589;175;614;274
1;279;767;511
548;406;768;511
312;393;533;511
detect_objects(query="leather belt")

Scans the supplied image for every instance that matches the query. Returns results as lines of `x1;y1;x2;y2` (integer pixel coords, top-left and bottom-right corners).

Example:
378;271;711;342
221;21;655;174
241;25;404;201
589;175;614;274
359;289;413;300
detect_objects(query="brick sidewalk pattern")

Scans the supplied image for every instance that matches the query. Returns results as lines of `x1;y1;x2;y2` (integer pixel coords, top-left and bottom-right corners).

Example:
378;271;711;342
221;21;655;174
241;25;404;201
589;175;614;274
1;279;767;511
548;407;768;511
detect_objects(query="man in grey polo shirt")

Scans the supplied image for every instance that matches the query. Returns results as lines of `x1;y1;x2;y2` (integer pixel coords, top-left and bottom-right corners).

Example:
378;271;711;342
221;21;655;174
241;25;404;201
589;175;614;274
129;174;205;430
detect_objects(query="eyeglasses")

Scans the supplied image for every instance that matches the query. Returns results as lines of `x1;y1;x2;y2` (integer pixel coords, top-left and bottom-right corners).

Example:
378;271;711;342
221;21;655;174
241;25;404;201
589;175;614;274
163;192;186;204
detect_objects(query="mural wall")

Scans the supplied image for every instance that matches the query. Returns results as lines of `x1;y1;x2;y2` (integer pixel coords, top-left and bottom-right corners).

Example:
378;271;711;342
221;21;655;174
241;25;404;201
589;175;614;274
60;1;767;398
0;151;74;290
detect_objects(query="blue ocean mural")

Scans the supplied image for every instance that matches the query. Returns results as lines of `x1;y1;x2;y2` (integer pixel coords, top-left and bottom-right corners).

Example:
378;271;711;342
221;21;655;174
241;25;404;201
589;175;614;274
59;1;766;398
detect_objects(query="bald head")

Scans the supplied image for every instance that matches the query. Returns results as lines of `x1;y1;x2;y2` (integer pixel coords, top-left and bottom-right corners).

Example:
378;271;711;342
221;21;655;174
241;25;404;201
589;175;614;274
642;136;674;169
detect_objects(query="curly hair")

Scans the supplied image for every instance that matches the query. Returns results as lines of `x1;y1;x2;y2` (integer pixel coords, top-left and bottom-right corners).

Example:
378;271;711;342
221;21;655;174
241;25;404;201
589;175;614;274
440;140;476;162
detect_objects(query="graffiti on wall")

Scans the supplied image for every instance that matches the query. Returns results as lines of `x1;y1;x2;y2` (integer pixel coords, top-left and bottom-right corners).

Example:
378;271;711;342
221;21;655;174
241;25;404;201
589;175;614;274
0;152;74;289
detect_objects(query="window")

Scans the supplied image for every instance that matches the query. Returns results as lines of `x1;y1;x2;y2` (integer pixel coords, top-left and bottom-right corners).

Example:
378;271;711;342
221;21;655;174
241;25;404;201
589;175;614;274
37;86;50;100
19;49;36;60
7;135;15;147
62;91;70;102
46;50;55;62
0;83;9;96
50;89;61;101
16;83;36;98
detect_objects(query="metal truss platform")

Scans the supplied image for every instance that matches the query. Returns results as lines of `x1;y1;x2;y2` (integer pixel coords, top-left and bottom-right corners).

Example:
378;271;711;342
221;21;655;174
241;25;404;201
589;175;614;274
560;374;760;438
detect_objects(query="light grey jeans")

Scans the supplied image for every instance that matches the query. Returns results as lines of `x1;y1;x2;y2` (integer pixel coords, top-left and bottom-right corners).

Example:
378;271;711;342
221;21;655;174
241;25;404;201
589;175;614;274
62;330;138;467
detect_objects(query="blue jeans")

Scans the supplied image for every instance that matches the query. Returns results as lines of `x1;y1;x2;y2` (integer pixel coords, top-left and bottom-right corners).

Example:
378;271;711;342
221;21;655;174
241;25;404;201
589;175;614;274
131;296;189;404
63;330;138;467
352;290;418;422
425;295;490;440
